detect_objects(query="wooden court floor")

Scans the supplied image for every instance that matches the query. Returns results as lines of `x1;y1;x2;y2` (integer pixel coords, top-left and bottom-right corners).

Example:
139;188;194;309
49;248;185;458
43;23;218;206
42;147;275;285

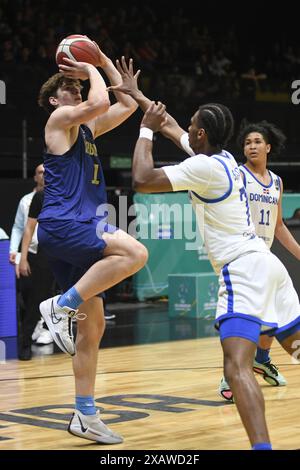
0;337;299;450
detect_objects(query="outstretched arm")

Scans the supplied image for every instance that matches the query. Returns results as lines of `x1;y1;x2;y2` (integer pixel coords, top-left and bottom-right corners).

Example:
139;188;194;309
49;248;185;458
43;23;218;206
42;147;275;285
89;49;139;137
132;102;212;195
132;102;173;193
107;57;187;149
275;179;300;260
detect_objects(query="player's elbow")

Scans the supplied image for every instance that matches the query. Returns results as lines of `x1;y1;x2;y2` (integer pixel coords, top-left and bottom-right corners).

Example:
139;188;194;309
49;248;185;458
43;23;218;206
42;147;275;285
132;178;151;193
275;222;284;238
82;97;110;121
132;178;142;192
93;96;110;115
130;101;139;112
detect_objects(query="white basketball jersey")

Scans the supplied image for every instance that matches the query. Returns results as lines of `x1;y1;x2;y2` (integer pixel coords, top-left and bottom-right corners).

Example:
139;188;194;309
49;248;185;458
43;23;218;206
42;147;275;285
239;165;281;248
162;134;268;274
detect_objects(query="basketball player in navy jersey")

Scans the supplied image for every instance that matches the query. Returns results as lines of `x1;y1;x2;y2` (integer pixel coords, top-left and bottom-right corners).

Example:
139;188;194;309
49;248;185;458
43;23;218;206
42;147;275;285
219;121;300;400
109;58;300;450
37;51;148;444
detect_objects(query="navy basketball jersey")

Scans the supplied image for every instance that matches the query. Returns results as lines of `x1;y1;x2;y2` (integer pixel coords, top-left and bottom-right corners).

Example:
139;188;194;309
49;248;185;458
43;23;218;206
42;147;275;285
39;125;106;222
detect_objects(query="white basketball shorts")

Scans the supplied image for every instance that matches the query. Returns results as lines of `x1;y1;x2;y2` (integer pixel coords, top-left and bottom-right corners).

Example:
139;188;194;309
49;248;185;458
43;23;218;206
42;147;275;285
215;251;300;335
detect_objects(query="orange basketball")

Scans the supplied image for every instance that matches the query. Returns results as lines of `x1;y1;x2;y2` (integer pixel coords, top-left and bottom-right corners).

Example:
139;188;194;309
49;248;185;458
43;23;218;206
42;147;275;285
55;35;101;67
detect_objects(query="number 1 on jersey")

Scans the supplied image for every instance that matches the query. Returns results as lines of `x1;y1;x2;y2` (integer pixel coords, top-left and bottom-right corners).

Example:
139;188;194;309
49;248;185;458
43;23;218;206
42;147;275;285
91;163;100;185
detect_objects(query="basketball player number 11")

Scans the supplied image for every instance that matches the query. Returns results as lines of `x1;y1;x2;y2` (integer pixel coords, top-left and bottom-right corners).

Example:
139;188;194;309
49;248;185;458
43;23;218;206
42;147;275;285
92;164;100;185
259;209;270;226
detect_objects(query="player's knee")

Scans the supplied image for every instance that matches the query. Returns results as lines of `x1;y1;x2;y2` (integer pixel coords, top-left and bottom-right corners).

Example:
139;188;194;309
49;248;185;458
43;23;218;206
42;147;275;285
224;357;250;385
128;242;148;270
135;243;148;268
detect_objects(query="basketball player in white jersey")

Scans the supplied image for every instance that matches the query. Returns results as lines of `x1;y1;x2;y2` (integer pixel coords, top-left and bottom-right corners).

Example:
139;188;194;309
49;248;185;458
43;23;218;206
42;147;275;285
219;121;300;400
109;58;300;449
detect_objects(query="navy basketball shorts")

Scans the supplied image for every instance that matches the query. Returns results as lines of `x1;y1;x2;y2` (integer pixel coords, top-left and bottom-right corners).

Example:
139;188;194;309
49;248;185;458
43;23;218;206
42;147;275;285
38;218;118;294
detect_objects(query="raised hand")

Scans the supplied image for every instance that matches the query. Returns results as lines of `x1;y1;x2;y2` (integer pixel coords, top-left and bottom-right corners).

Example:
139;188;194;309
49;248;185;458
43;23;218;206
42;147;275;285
106;56;141;95
141;101;167;132
58;57;94;81
92;42;111;68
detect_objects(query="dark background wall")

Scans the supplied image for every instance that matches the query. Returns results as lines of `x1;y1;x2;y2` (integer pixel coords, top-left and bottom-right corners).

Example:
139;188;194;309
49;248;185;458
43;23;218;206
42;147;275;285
1;179;34;234
1;1;300;175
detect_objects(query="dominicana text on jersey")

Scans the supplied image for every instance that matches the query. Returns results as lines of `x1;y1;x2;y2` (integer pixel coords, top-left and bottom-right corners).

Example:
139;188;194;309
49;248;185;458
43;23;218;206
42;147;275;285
239;165;280;248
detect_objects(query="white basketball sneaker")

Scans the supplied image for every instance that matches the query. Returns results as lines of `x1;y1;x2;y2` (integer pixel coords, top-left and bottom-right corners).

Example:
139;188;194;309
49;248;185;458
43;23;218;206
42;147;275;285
36;329;54;345
68;410;123;444
218;376;234;402
32;319;44;342
39;295;77;356
253;359;287;386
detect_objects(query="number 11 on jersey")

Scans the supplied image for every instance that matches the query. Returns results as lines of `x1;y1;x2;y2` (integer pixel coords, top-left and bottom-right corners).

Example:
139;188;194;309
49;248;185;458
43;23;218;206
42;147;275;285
259;209;270;226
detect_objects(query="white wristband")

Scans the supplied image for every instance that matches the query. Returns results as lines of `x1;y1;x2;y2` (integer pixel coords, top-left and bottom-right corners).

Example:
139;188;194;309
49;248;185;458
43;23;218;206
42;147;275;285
139;127;153;141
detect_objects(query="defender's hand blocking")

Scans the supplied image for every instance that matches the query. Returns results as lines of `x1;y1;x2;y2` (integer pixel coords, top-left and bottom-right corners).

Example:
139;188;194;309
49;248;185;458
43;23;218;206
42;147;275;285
141;101;167;132
106;56;141;95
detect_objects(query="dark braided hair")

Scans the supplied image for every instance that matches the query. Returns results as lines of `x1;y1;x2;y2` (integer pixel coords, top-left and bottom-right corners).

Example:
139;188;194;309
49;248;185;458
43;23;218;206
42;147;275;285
196;103;234;148
237;120;286;157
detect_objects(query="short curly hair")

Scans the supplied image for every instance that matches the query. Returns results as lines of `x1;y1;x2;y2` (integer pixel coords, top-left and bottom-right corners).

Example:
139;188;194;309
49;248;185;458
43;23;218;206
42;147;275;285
237;120;286;157
38;73;82;114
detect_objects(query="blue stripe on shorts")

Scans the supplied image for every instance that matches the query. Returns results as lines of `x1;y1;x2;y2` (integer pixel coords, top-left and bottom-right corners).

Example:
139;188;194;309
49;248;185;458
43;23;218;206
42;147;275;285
219;316;261;344
222;264;234;313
